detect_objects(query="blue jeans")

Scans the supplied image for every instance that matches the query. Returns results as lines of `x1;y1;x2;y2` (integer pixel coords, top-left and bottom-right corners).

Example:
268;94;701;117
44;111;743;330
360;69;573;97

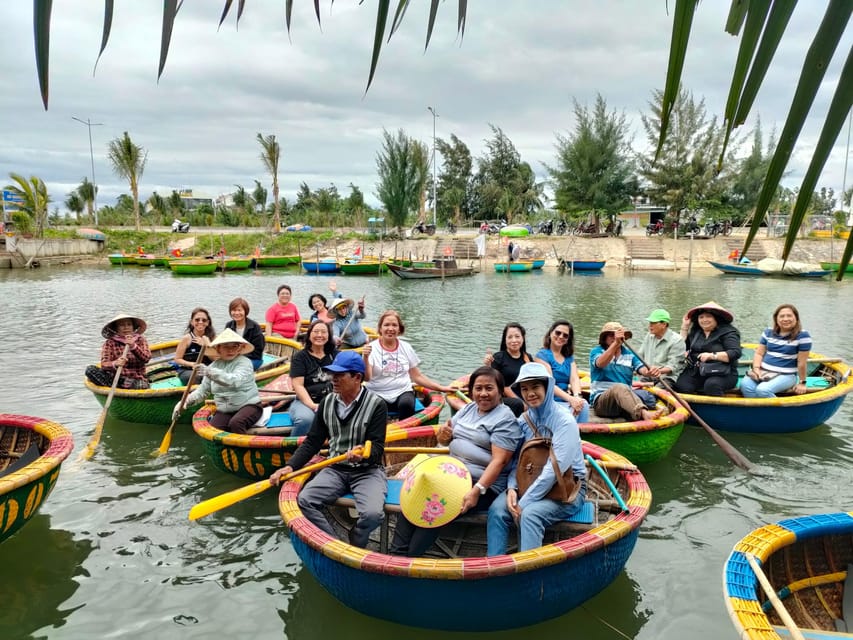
297;465;386;548
289;399;316;436
486;481;586;555
740;372;797;398
555;397;590;423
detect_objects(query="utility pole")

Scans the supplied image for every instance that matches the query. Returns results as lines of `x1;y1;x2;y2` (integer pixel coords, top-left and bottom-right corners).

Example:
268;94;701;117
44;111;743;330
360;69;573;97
72;116;104;225
428;106;438;227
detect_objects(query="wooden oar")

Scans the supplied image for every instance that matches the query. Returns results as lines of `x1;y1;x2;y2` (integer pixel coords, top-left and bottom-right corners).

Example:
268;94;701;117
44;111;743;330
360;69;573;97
155;363;200;457
188;441;372;521
622;341;756;473
745;554;806;640
79;344;131;461
453;389;472;404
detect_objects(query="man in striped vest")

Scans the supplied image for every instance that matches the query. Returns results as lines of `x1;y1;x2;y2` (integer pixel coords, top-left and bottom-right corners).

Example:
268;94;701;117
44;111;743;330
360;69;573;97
271;351;388;548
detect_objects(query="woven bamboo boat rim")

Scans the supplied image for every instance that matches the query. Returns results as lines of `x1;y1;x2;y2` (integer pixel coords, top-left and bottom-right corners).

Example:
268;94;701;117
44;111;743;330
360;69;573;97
278;440;650;579
0;414;74;495
193;386;445;448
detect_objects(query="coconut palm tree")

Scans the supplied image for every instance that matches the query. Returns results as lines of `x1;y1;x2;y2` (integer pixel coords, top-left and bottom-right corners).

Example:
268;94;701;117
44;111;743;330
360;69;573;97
5;173;50;238
77;177;97;223
256;133;281;233
64;191;84;224
106;132;147;231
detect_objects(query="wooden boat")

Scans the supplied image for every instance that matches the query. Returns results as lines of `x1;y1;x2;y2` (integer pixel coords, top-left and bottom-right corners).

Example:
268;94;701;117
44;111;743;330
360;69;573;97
387;257;476;279
254;255;300;268
215;257;252;271
302;258;341;274
169;259;218;275
558;259;606;272
0;414;74;544
677;344;853;433
724;512;853;639
708;259;831;278
84;336;299;425
278;440;649;630
821;261;853;273
107;253;135;266
494;260;534;273
339;259;387;275
193;387;445;479
447;374;688;464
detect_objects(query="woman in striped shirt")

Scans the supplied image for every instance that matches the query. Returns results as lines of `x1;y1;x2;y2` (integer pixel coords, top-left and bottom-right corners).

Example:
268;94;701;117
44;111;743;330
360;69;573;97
741;304;812;398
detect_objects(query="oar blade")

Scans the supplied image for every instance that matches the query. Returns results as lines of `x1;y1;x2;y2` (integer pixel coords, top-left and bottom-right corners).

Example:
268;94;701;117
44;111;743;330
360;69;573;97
155;425;174;457
189;478;273;521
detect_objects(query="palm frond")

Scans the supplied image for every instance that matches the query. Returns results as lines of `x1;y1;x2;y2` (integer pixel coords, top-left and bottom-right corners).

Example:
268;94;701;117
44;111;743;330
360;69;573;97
34;0;52;111
93;0;114;75
366;0;391;92
158;0;180;81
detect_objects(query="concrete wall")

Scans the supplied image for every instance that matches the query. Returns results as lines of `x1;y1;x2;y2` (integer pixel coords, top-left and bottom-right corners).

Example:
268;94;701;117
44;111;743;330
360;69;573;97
7;236;102;258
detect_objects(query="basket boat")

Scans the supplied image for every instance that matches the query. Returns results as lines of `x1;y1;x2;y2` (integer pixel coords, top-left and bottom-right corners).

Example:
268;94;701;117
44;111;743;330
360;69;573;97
107;253;136;266
339;259;387;275
84;336;299;425
677;345;853;433
169;259;218;275
193;386;445;479
278;440;650;631
494;260;534;273
531;258;545;269
446;374;688;464
134;254;170;267
558;259;606;272
0;414;74;544
302;259;341;273
254;255;301;268
724;512;853;639
216;257;252;271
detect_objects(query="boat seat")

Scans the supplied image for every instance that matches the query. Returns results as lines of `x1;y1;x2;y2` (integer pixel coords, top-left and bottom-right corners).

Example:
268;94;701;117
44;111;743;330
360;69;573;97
0;441;41;480
246;408;294;436
835;564;853;633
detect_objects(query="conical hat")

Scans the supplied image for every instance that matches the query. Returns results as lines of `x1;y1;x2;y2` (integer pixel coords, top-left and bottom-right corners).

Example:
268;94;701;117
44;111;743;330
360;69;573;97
330;298;354;315
101;313;147;338
397;454;472;528
686;300;734;323
209;328;254;355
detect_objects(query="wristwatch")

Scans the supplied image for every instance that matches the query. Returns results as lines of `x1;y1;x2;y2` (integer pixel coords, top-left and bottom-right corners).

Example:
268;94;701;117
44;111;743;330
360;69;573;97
474;482;487;495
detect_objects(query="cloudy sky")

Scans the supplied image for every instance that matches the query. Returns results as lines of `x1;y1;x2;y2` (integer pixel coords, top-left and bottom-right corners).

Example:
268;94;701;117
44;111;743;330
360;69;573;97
0;2;850;213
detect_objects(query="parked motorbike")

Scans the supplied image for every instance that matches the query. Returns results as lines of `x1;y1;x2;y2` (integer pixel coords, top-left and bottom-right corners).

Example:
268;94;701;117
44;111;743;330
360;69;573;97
537;219;553;235
646;220;664;236
681;216;700;236
555;219;568;235
411;221;436;236
605;219;623;237
172;219;190;233
704;219;733;237
446;221;457;234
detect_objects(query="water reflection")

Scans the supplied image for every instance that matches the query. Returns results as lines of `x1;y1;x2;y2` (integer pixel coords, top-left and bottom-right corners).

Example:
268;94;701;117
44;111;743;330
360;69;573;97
0;516;93;639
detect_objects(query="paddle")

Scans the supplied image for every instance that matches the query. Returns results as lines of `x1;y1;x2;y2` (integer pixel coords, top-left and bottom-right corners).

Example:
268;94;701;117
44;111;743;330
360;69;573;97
155;363;201;457
188;441;372;521
745;554;806;640
79;343;131;461
622;341;756;473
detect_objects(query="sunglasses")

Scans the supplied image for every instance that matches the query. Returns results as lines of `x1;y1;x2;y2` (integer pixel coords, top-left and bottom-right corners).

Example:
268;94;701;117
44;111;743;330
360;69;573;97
192;318;209;323
552;329;571;338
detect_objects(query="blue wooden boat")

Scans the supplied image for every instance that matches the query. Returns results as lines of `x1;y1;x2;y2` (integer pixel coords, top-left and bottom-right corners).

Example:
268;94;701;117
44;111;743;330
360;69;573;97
708;260;831;278
301;258;341;274
724;512;853;639
678;345;853;433
558;259;606;272
278;441;649;631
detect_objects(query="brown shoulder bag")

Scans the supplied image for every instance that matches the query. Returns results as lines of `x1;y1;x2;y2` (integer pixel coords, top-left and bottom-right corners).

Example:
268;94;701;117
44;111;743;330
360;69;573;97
515;412;581;504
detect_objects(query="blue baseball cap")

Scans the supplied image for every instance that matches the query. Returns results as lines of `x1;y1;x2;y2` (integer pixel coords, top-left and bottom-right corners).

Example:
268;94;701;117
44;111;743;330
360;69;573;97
324;351;366;374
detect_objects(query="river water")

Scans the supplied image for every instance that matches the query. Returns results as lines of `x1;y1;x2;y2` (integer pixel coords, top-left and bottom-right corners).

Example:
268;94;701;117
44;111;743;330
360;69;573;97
1;263;851;640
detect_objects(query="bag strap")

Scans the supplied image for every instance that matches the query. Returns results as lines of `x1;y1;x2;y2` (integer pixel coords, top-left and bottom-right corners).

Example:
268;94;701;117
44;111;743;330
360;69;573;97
521;412;569;502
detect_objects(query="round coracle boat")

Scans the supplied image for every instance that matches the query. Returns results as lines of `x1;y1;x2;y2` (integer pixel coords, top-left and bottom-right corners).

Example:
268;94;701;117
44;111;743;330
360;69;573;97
0;414;74;544
724;512;853;639
84;336;298;425
447;374;688;464
678;345;853;433
193;386;445;479
278;440;649;631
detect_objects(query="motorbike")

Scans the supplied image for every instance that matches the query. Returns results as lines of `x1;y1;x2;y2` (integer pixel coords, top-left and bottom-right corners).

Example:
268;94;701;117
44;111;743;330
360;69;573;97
704;219;732;237
411;221;436;236
171;219;190;233
537;219;553;235
646;220;664;236
446;221;457;234
555;219;568;235
680;216;700;236
605;219;623;237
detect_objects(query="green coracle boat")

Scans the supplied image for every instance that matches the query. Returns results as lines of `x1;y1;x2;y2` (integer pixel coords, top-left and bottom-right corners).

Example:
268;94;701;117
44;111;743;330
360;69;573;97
339;259;388;275
820;261;853;273
216;257;253;271
134;254;171;267
254;255;301;268
0;414;74;544
170;259;218;275
108;253;136;266
84;336;299;424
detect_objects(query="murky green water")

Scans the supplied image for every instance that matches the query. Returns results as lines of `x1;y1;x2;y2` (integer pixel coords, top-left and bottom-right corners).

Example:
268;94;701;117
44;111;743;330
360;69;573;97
1;264;851;639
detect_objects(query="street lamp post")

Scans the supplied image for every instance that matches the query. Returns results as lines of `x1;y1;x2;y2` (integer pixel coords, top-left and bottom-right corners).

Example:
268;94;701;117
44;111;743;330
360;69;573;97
427;106;438;227
72;116;103;225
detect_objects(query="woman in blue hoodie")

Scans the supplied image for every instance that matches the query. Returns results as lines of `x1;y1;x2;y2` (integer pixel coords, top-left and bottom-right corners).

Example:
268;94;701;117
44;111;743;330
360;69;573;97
486;362;586;555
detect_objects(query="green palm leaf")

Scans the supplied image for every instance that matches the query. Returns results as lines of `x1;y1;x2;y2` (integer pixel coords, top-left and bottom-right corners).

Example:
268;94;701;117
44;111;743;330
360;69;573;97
35;0;52;110
158;0;180;81
93;0;114;74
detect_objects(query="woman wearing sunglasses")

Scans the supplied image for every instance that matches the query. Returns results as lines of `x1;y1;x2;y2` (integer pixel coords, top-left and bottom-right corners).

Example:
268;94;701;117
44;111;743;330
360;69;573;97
533;320;589;422
174;307;218;384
